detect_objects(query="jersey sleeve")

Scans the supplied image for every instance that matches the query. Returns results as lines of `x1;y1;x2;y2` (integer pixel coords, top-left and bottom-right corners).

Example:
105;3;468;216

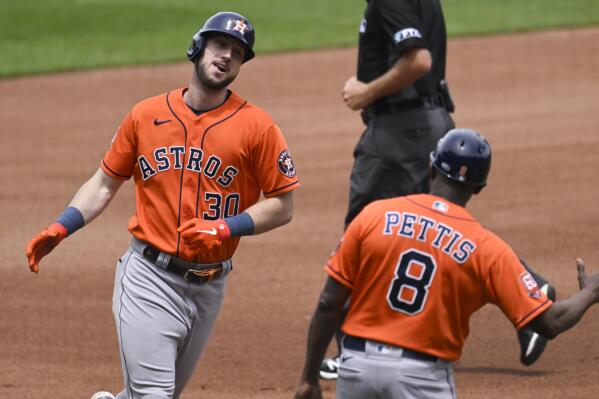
324;217;362;289
485;248;553;330
252;123;300;198
376;0;426;54
100;111;138;180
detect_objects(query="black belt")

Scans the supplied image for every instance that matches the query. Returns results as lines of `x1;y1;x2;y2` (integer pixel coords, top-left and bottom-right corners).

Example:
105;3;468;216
377;95;444;113
343;335;439;362
362;95;445;123
141;243;232;284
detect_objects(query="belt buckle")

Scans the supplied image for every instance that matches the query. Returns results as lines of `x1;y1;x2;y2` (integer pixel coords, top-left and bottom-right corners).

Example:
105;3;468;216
184;266;221;283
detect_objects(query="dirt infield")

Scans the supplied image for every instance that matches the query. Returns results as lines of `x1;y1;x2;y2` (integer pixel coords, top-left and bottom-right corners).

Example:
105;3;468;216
2;27;598;399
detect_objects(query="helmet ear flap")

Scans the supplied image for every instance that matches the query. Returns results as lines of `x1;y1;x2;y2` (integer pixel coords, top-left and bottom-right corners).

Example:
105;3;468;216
187;33;204;62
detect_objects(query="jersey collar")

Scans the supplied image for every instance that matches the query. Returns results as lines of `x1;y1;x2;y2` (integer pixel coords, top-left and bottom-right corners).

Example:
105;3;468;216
406;194;476;221
170;88;246;123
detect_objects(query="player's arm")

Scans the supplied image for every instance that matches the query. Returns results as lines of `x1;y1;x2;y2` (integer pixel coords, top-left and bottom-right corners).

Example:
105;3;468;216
294;277;351;399
178;191;294;251
241;190;293;234
69;167;125;223
25;168;124;273
342;47;432;110
526;259;599;339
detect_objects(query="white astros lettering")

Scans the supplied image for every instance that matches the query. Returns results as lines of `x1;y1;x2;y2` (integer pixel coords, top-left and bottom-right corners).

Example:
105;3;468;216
382;211;477;263
137;146;239;187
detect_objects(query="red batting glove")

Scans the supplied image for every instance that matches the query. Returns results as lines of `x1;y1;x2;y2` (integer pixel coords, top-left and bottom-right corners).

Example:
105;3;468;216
177;218;231;252
25;223;68;274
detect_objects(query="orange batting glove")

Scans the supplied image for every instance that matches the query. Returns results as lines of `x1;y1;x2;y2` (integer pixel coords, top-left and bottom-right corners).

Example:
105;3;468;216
25;223;68;274
177;218;231;252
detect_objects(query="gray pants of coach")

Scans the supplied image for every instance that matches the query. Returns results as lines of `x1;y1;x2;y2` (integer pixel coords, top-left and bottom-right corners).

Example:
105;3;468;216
337;341;456;399
113;238;228;398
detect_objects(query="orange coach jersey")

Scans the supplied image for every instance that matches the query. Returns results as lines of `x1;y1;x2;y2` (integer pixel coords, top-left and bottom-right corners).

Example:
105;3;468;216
325;194;552;361
101;88;299;263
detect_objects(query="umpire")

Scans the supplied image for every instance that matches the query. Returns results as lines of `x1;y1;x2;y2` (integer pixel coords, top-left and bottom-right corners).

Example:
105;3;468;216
342;0;455;226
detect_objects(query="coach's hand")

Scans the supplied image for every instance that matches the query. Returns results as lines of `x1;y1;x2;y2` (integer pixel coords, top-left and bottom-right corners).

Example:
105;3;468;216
25;223;68;274
178;218;231;252
577;258;599;302
294;382;322;399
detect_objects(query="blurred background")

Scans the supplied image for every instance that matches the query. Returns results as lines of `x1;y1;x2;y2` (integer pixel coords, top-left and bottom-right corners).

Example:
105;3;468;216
1;0;598;78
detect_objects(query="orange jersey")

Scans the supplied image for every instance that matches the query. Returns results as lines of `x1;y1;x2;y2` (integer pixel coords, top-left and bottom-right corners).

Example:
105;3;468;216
101;88;299;262
325;194;552;361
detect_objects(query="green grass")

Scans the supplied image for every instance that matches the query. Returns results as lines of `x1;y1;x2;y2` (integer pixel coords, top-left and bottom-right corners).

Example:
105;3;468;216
1;0;598;78
444;0;599;36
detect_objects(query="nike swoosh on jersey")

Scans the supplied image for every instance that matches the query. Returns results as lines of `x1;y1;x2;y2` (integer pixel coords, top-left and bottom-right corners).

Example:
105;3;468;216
197;228;217;236
154;118;172;126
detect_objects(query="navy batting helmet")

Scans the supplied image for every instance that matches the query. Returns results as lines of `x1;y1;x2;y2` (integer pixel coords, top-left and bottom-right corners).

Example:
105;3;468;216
430;128;492;188
187;12;255;63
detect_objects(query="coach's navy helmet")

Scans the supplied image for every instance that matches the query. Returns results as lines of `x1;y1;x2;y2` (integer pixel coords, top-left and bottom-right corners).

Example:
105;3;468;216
430;128;492;188
187;11;255;63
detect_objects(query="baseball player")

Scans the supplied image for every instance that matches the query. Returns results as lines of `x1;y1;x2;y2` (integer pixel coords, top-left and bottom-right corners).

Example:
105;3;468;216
321;0;554;378
25;11;299;399
295;128;599;399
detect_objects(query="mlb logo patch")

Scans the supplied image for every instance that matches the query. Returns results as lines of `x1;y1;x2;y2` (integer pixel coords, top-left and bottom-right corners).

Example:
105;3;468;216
432;201;449;213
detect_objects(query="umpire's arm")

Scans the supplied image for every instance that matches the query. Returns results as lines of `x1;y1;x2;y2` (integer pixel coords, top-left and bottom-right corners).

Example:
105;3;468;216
342;47;431;110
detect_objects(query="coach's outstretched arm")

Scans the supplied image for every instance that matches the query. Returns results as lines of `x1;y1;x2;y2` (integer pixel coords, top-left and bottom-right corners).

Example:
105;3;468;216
527;259;599;339
25;168;123;273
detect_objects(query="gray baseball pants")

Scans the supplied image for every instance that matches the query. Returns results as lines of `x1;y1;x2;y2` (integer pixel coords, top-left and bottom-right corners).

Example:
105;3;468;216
112;238;228;398
337;339;456;399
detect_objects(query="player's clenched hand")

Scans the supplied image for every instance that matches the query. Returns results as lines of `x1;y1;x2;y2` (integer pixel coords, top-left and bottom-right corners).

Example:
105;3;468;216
177;218;231;252
25;223;68;274
293;382;322;399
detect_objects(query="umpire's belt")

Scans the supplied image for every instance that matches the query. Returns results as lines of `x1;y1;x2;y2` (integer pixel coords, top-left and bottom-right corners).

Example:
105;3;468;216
343;335;439;362
362;95;445;123
132;237;232;284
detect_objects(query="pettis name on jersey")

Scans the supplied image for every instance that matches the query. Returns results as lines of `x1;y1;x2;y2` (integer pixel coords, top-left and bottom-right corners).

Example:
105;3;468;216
381;202;476;264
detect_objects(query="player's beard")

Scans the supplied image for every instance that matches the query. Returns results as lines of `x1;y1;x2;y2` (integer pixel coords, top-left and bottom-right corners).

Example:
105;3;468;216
195;59;237;90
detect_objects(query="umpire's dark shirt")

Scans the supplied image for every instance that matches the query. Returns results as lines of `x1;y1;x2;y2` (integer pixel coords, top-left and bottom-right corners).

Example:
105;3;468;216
357;0;447;103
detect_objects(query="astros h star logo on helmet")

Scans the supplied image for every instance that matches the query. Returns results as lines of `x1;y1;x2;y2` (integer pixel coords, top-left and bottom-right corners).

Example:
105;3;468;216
232;19;249;34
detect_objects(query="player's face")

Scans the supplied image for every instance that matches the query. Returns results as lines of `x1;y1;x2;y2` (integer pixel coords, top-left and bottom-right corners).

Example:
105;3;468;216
196;35;245;90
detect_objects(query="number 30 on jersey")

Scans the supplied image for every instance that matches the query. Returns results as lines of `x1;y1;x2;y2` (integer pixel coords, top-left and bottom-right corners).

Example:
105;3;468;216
387;249;437;315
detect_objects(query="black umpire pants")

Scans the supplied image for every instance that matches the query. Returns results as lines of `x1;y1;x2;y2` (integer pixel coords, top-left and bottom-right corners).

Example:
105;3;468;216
345;104;454;226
